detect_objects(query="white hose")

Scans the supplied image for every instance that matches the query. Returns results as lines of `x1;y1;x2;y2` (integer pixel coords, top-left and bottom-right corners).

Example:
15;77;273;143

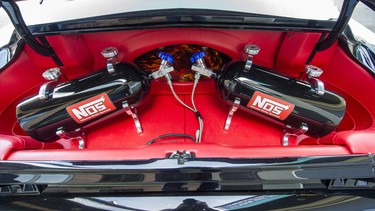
167;79;196;113
167;76;204;143
192;75;203;143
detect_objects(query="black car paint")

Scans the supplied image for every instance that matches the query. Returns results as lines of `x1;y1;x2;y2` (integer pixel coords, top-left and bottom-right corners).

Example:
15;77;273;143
1;155;375;209
2;193;375;210
1;0;375;209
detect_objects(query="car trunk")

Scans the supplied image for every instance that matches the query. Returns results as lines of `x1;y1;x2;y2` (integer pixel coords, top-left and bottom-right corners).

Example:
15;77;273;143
0;28;374;161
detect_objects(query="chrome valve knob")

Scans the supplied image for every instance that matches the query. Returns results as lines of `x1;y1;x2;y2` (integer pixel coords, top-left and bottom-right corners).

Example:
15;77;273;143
244;44;260;56
101;47;118;59
158;52;174;62
158;52;174;67
42;67;61;81
243;44;260;72
305;65;323;78
190;52;206;68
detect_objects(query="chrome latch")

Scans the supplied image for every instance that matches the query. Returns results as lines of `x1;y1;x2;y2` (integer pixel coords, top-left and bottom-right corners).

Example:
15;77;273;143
243;44;260;72
56;127;85;149
167;150;195;165
282;123;308;146
101;47;119;75
122;101;143;134
224;97;241;130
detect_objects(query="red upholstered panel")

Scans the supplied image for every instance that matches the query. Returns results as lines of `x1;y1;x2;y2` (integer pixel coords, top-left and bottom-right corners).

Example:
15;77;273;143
0;135;62;160
275;32;321;76
80;29;284;70
331;130;375;153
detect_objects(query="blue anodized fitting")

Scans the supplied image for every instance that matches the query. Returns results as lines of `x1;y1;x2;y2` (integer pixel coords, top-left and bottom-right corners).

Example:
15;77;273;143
190;52;206;68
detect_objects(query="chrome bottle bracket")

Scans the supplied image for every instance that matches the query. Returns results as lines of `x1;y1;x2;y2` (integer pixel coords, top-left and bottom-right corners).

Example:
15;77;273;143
38;81;59;100
56;127;85;149
282;123;308;146
39;67;63;100
243;44;260;72
303;65;325;96
309;78;325;96
101;47;119;75
122;101;143;134
224;97;241;130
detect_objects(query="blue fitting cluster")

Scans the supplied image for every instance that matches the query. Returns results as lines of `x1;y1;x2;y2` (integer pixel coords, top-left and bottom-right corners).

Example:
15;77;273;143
190;52;206;63
158;52;174;64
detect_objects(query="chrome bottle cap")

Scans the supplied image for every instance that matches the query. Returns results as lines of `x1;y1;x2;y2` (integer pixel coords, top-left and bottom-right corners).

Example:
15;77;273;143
101;47;119;59
305;65;323;78
42;67;61;81
244;44;260;56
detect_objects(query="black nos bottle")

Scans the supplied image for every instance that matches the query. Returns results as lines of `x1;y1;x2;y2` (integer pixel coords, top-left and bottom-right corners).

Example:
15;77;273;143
16;63;150;142
217;61;346;138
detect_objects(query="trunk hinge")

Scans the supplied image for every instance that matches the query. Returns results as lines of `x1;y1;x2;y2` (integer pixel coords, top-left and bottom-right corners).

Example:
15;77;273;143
0;0;63;66
306;0;359;64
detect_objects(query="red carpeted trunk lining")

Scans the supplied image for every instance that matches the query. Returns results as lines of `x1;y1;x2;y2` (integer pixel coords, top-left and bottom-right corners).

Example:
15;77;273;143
85;80;283;149
1;29;375;160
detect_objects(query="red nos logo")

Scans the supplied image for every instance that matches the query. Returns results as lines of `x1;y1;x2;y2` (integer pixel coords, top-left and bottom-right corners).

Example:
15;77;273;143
66;93;116;124
247;91;295;120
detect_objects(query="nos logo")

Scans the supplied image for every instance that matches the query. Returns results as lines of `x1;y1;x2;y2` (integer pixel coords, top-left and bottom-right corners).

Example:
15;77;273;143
247;91;295;120
66;93;116;123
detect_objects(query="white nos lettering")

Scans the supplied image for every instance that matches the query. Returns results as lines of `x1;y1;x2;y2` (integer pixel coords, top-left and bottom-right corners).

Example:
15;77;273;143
252;95;289;115
72;97;106;120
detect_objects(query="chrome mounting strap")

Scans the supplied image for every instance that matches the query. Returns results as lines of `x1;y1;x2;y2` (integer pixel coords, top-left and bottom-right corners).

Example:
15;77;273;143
224;97;241;131
282;123;308;146
56;127;85;149
123;101;143;134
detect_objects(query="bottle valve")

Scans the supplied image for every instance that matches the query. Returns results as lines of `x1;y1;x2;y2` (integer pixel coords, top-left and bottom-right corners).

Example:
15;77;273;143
243;44;260;72
190;52;207;68
150;52;175;80
158;52;174;69
190;52;215;78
